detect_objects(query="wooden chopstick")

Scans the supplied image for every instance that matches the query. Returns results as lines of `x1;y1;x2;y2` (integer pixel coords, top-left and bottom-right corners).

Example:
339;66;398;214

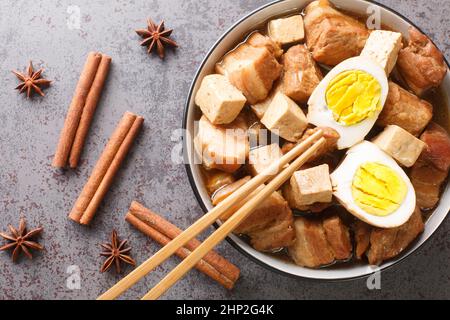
141;136;326;300
97;129;323;300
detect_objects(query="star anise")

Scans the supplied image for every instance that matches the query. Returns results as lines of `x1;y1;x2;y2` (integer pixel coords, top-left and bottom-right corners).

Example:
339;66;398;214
12;61;51;98
0;218;44;262
100;230;136;274
135;19;178;59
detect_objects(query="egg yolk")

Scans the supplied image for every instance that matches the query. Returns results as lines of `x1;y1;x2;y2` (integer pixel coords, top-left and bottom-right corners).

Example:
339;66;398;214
351;162;407;216
326;70;382;126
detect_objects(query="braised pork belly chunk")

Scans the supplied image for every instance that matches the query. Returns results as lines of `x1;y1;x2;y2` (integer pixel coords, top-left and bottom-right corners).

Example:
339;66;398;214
213;177;295;252
247;32;284;59
203;169;236;195
372;125;426;167
194;115;249;173
281;44;323;103
216;41;282;104
410;123;450;210
377;81;433;136
355;207;424;265
288;215;352;268
303;0;369;66
283;164;332;211
397;27;447;96
268;15;305;46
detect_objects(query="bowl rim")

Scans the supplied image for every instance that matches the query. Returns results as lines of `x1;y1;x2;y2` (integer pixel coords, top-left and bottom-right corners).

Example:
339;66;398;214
182;0;450;282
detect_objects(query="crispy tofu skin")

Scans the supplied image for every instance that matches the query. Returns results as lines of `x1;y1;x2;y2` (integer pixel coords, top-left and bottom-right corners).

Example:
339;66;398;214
213;177;295;252
216;43;282;104
377;81;433;136
366;207;424;265
281;44;323;103
194;115;249;173
410;123;450;210
303;0;369;66
397;27;447;96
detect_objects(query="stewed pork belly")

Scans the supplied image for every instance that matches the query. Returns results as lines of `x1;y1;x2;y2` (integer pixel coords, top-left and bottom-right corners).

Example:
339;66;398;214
410;123;450;210
397;27;447;96
377;81;433;136
281;44;323;103
212;177;295;252
288;215;352;268
303;0;369;66
354;207;424;265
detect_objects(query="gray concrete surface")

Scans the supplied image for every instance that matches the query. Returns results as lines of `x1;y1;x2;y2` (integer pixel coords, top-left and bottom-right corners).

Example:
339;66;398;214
0;0;448;300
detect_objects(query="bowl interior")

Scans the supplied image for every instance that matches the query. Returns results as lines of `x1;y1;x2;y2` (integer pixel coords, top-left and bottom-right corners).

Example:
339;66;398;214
183;0;450;280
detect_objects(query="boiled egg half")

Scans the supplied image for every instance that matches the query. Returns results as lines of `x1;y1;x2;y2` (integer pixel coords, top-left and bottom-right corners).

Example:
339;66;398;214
330;141;416;228
307;56;389;149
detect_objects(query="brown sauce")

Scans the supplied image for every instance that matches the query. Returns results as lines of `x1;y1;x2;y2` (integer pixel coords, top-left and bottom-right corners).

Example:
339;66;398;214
196;4;449;269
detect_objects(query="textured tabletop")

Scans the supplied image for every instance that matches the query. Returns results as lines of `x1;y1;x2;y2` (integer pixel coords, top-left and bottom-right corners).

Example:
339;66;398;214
0;0;448;300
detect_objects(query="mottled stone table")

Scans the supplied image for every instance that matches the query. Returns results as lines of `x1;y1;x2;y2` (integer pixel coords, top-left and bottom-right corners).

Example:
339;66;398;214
0;0;448;300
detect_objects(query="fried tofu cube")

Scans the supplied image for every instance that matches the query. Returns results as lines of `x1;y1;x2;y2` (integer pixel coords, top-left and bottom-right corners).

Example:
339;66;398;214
288;217;334;267
214;177;295;252
283;164;332;208
248;143;284;177
397;27;447;96
268;15;305;45
195;74;246;125
304;0;369;66
372;125;426;167
194;115;249;173
360;30;402;75
261;92;308;142
216;43;282;104
250;82;282;119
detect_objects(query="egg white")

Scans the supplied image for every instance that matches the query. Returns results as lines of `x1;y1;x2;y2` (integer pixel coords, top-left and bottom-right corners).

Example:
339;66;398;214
307;57;389;150
330;141;416;228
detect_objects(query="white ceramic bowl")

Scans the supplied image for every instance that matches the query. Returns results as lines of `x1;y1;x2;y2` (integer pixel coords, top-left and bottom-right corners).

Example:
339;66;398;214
183;0;450;280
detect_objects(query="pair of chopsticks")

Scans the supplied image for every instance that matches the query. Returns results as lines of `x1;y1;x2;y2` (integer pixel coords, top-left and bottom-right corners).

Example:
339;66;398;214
98;129;325;300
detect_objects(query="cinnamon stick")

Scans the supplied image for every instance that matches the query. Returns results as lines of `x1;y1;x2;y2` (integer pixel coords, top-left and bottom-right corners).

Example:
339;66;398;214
69;54;112;168
69;112;144;225
125;201;240;289
53;51;111;168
